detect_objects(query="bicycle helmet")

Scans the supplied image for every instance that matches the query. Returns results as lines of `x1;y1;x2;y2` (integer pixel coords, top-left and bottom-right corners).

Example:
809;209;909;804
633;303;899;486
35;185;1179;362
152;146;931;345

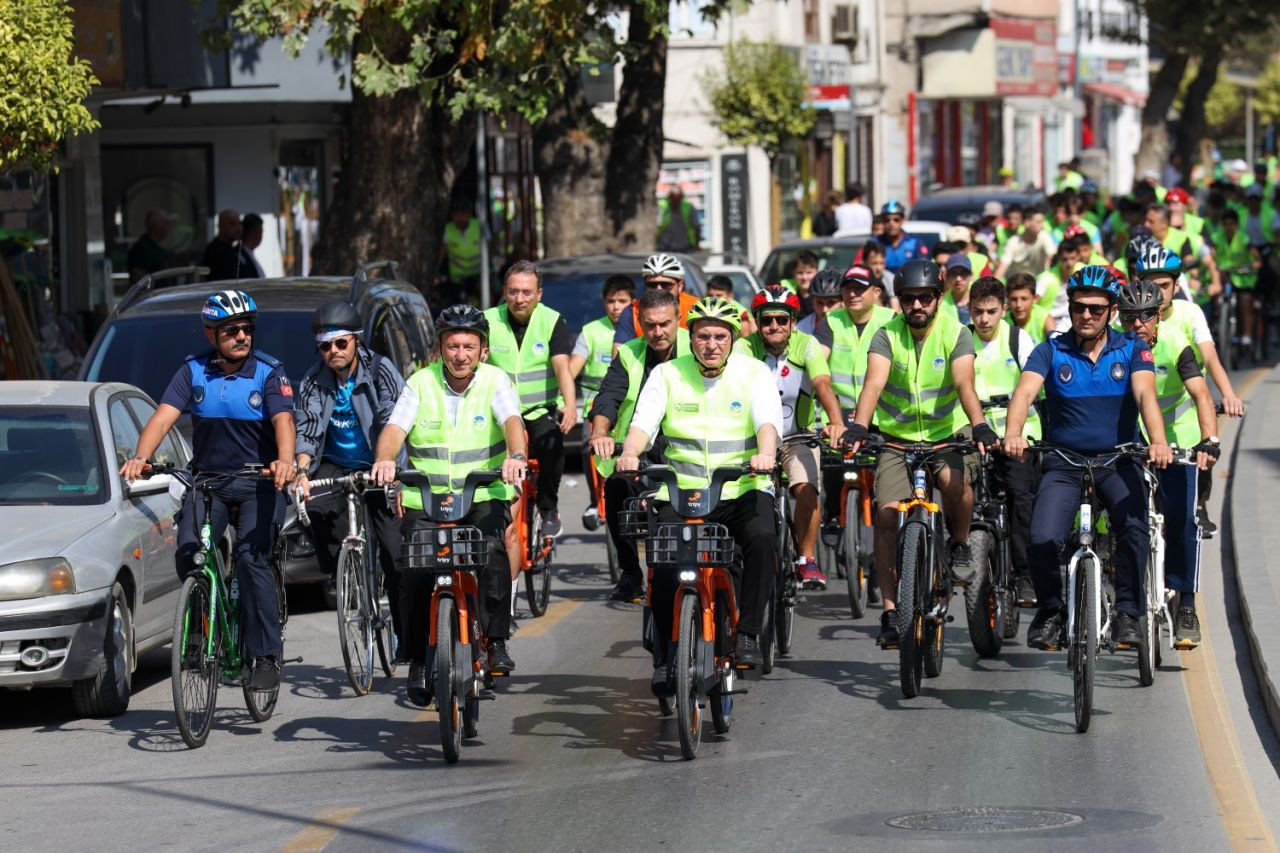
1165;187;1191;205
310;300;363;341
686;296;742;334
1133;243;1182;279
809;268;843;298
751;285;801;319
893;258;944;293
1124;231;1158;270
1117;278;1164;314
1066;264;1122;302
881;199;906;216
201;289;257;327
642;253;684;279
435;304;490;341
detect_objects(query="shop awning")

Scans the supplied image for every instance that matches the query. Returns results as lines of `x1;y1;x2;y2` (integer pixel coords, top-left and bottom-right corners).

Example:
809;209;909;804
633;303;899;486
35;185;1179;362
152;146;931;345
1083;82;1147;106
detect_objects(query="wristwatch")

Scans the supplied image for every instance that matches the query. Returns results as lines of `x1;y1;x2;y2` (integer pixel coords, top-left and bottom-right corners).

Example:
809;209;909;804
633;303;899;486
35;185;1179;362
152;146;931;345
1206;436;1221;446
511;453;527;461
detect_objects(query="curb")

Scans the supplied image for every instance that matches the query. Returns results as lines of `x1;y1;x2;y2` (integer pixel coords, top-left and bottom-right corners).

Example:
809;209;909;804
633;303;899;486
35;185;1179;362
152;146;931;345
1227;361;1280;739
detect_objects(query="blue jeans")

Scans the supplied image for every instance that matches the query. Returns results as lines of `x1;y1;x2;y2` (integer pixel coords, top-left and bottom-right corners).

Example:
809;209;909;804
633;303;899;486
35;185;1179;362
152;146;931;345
1158;464;1201;594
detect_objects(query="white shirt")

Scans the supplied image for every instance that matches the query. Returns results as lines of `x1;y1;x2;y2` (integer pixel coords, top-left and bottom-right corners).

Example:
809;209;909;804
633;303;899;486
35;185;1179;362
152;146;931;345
388;369;520;433
571;330;591;359
975;327;1036;369
629;356;783;449
834;201;873;234
760;343;818;436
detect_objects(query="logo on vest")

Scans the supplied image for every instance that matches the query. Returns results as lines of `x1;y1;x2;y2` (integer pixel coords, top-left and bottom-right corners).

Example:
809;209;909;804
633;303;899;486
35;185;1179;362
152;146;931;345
1005;356;1016;366
249;390;263;409
1110;363;1126;381
675;403;700;413
473;414;487;427
1057;363;1074;383
1156;364;1169;376
729;401;743;414
192;386;205;404
533;341;546;354
491;344;510;353
931;357;945;370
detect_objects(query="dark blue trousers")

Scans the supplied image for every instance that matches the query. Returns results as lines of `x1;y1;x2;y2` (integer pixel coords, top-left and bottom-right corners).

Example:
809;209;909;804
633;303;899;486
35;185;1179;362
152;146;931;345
1158;464;1201;593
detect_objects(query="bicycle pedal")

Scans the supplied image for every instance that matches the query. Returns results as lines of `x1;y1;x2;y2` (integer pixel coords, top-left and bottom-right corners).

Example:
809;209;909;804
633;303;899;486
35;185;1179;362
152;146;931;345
1174;640;1199;651
733;661;757;671
1113;642;1135;651
945;615;955;623
284;656;303;664
720;689;750;696
879;641;899;650
475;692;497;701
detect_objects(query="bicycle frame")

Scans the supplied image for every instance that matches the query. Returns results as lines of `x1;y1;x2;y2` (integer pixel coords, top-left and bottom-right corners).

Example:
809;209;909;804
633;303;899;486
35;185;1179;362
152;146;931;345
1064;499;1106;655
182;482;243;679
512;457;553;572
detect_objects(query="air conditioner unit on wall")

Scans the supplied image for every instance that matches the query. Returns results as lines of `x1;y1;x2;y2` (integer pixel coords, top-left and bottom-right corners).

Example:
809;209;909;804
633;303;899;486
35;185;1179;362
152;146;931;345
833;3;858;48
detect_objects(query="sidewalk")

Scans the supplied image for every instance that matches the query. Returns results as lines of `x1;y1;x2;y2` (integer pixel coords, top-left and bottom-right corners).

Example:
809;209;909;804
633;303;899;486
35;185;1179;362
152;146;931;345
1228;363;1280;737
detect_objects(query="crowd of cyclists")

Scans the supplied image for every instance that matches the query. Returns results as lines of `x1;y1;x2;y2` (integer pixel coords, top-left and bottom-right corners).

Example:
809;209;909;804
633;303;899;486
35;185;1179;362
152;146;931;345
113;160;1276;748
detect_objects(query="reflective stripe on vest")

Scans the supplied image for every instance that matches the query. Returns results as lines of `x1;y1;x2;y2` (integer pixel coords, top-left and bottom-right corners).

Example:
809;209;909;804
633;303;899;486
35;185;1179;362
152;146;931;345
484;302;563;419
402;362;514;510
873;312;969;441
827;305;894;414
972;323;1041;439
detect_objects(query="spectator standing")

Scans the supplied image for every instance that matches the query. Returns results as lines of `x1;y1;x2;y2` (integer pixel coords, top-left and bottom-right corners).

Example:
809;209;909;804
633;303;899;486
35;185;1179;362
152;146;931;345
834;182;873;234
239;214;266;279
128;209;175;283
202;210;244;281
442;199;483;304
657;187;700;252
812;191;841;237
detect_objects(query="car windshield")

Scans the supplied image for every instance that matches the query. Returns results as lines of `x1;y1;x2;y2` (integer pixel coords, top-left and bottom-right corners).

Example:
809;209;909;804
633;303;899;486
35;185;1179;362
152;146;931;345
759;245;863;287
84;311;318;402
0;406;106;505
539;273;643;334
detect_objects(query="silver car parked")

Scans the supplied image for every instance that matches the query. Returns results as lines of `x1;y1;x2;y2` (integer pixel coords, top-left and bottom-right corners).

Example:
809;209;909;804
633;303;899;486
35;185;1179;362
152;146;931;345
0;381;189;716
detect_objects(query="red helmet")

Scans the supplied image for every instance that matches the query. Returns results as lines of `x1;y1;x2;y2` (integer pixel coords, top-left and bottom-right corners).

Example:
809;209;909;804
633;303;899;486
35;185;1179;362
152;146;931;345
1165;187;1191;204
1062;224;1088;241
751;285;801;318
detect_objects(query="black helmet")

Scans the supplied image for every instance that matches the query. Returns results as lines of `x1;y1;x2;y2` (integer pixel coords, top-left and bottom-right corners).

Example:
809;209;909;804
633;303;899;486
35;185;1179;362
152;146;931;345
310;300;362;337
809;268;843;298
436;304;489;340
1124;230;1157;269
1117;278;1164;314
893;259;944;293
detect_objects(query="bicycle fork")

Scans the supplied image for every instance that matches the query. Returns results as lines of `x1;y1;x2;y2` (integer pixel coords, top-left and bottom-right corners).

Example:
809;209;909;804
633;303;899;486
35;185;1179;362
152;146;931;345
1065;504;1104;651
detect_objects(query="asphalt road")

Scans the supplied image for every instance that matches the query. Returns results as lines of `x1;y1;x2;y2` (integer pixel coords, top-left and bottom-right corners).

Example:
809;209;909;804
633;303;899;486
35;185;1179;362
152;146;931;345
3;370;1280;853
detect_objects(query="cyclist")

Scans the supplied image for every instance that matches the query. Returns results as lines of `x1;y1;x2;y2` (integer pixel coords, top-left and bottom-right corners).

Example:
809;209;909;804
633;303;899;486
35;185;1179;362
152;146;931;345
968;276;1042;605
1002;266;1173;651
484;261;577;538
613;253;701;349
372;305;528;704
293;301;408;651
588;288;689;603
939;254;973;323
706;274;754;336
876;200;930;272
796;268;842;337
119;290;296;690
572;275;634;530
740;286;846;590
844;260;999;647
1146;202;1220;300
1211;209;1263;351
1115;277;1220;648
617;297;782;680
1035;230;1088;326
1005;272;1055;343
1166;187;1205;238
860;240;900;309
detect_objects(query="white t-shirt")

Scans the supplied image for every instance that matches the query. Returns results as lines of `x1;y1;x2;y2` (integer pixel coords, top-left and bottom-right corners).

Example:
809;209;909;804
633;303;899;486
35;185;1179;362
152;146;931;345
629;357;783;448
388;370;520;433
571;331;592;359
834;202;872;234
975;327;1036;369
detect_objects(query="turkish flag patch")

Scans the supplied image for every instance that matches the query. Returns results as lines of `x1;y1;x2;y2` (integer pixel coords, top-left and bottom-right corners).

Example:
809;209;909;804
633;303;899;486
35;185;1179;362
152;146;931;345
280;379;294;397
1140;349;1154;363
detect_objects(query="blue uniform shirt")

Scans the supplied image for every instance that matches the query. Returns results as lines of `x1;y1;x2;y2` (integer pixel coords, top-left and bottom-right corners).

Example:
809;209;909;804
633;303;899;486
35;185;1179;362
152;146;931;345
161;350;294;473
877;233;930;272
321;376;374;469
1023;328;1154;454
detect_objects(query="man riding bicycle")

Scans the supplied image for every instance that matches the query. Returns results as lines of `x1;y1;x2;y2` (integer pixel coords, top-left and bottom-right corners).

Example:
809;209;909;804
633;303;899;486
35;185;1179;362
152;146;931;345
617;297;782;683
372;305;529;705
613;253;701;349
119;290;296;690
796;268;842;337
1003;266;1173;651
293;300;408;656
844;259;999;647
738;285;846;590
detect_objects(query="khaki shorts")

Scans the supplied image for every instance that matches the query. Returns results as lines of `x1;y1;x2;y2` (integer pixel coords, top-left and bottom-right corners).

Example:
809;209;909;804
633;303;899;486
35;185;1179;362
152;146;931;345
780;442;821;488
873;427;977;509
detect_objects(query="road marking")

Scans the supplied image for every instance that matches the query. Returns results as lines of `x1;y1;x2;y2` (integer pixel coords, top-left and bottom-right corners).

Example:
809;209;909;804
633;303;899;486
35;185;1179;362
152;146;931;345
281;806;359;853
516;598;580;638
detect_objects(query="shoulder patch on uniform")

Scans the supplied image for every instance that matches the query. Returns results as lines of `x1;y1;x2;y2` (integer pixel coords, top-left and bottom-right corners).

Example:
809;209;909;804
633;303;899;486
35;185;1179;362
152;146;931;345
1140;349;1154;363
279;377;294;397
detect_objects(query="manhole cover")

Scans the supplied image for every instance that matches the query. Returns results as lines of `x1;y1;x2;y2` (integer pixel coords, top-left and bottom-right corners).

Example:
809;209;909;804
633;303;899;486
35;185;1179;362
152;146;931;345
886;807;1084;833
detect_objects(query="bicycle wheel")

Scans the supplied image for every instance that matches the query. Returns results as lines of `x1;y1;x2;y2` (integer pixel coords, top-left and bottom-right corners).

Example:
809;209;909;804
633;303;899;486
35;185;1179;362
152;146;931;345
1072;557;1097;733
775;517;796;656
674;594;702;760
336;542;374;695
435;597;462;763
709;669;734;735
171;574;220;749
842;491;868;619
524;504;552;617
759;588;775;675
964;529;1004;658
897;524;927;698
606;533;622;584
373;554;398;679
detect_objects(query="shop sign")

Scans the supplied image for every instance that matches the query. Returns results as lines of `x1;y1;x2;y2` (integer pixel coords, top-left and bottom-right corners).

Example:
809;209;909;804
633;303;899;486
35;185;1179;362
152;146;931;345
720;154;750;261
992;17;1057;97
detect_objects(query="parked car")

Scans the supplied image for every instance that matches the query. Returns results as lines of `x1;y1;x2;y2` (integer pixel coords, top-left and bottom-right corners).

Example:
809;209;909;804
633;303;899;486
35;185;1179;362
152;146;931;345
0;381;190;716
909;185;1047;224
79;263;436;596
758;222;948;286
702;262;762;305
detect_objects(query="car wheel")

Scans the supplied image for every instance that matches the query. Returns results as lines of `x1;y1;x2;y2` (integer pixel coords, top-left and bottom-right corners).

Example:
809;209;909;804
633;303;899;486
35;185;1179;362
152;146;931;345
72;582;134;717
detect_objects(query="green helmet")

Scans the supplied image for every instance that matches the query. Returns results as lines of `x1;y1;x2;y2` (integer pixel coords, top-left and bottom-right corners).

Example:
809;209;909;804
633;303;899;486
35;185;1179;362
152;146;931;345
686;296;742;334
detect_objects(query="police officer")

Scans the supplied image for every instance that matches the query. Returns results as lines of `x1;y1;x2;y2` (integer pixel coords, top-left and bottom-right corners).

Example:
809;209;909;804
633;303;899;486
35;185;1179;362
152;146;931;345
484;261;577;537
294;301;408;654
373;305;529;706
120;290;296;690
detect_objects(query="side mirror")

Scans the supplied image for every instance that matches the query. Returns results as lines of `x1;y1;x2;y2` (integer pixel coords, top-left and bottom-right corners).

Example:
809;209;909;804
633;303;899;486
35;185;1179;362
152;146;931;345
125;474;172;499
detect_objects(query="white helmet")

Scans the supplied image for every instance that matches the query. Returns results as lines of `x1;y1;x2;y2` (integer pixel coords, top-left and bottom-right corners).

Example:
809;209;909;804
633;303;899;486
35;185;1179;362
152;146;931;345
643;253;684;279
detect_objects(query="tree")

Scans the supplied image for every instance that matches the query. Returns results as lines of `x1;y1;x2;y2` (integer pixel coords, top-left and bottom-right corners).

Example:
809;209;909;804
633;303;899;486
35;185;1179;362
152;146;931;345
0;0;98;173
700;40;815;164
1257;61;1280;124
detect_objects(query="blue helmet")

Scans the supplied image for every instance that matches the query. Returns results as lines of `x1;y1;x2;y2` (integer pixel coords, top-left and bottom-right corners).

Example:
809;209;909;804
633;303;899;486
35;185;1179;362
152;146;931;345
201;289;257;327
1066;265;1122;302
1133;244;1182;279
881;199;906;216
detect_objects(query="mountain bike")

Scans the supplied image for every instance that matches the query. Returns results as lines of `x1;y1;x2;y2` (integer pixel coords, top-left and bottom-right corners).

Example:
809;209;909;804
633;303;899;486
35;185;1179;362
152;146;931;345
965;397;1019;657
296;471;397;696
397;469;506;764
160;463;296;749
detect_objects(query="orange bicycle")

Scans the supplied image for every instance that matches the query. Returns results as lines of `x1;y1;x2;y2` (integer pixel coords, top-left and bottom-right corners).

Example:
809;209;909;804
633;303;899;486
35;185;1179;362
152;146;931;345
586;454;621;583
821;443;877;619
513;438;555;616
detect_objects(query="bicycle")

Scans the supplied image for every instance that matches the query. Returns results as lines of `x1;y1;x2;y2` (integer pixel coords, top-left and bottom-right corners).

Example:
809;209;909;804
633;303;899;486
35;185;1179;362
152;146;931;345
586;450;621;584
1137;447;1201;680
514;444;555;617
397;469;506;764
964;396;1020;657
819;440;877;620
160;463;296;749
858;436;977;699
296;471;398;696
765;432;827;670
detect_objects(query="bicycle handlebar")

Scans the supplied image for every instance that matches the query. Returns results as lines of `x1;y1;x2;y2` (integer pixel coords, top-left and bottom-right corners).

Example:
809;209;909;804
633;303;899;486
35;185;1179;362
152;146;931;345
620;463;763;519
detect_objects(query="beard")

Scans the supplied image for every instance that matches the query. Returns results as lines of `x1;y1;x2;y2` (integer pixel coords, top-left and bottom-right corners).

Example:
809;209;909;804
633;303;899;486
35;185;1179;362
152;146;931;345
904;309;933;329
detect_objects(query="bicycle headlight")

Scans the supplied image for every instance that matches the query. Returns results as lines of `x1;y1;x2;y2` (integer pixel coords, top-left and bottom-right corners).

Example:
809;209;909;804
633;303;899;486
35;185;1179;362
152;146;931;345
679;570;698;583
1078;530;1093;546
436;575;454;587
0;558;76;601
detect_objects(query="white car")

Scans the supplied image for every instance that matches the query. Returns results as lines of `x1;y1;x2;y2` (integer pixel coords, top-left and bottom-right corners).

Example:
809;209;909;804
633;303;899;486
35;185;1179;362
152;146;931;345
0;381;189;716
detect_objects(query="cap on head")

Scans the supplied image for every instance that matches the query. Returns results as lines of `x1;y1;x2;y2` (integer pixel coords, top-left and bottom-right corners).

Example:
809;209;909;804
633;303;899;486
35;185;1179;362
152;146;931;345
841;264;875;288
1165;187;1191;204
945;254;972;273
944;225;971;243
982;200;1004;217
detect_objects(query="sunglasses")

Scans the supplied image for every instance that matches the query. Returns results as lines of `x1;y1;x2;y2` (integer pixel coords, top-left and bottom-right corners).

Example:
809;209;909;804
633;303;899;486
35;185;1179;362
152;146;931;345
1120;309;1160;325
218;322;255;337
886;216;904;223
900;292;938;307
1069;302;1110;317
319;337;353;353
647;279;679;289
758;314;792;327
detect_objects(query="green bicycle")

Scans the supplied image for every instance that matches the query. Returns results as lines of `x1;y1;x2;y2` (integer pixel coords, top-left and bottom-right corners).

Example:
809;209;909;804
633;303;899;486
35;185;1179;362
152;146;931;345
156;463;294;749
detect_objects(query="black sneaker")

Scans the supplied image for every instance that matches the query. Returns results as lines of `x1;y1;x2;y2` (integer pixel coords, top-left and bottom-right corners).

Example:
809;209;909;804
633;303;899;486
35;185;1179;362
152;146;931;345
541;512;563;539
650;664;674;698
1027;608;1064;650
733;633;761;668
581;506;601;531
1113;612;1141;646
877;610;899;648
488;640;515;676
249;656;281;690
407;661;431;707
609;573;644;603
1174;606;1202;649
1197;507;1217;538
1015;576;1038;608
948;539;974;584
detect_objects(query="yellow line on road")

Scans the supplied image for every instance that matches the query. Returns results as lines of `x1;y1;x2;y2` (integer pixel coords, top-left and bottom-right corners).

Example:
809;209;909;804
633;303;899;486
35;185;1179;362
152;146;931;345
281;807;360;853
516;598;580;638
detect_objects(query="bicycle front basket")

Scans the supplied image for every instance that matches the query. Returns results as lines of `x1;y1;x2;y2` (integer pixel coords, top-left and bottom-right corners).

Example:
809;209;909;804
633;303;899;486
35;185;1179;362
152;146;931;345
618;495;654;541
402;525;491;571
647;522;736;568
